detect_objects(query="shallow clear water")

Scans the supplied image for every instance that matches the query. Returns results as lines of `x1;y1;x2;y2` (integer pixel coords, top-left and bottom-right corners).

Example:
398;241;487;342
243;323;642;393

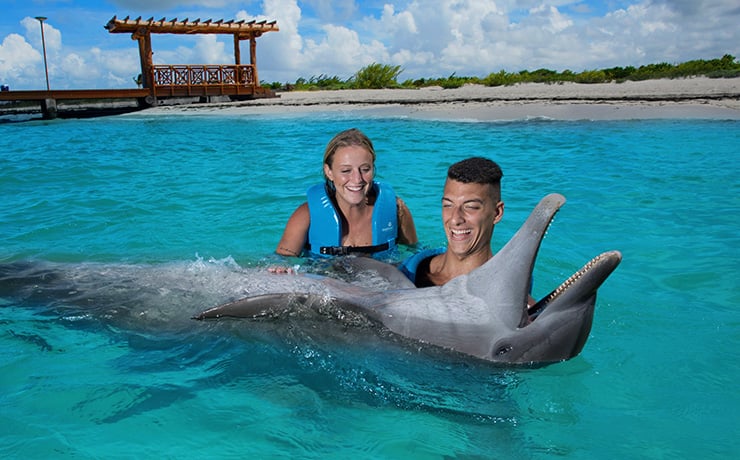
1;111;738;459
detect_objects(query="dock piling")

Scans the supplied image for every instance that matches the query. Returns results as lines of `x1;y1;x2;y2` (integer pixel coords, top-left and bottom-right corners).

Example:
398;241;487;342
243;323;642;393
41;98;57;119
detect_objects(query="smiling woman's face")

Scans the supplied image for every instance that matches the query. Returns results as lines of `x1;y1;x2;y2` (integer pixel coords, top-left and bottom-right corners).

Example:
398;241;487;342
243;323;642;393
324;145;375;207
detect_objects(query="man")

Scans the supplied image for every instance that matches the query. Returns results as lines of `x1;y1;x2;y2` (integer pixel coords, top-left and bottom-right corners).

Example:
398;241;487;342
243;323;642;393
400;157;505;287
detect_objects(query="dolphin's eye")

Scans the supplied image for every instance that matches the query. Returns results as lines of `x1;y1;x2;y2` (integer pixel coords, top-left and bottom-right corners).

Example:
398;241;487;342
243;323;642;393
496;345;512;355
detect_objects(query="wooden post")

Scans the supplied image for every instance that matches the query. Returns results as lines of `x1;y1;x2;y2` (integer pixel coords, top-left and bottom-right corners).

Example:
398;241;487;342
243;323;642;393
133;28;154;96
250;34;258;87
233;34;241;65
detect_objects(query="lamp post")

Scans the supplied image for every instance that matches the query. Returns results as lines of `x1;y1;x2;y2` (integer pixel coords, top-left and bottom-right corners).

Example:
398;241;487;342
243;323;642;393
35;16;50;91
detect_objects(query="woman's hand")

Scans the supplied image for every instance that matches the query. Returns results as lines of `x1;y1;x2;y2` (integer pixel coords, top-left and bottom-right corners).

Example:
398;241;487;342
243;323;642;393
267;265;300;274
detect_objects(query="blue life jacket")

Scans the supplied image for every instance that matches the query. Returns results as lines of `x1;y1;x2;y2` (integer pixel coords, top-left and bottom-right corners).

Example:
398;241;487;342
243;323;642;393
306;181;398;257
398;247;446;284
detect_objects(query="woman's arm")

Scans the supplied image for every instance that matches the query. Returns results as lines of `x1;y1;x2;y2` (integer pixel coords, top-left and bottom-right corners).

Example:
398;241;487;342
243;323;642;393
395;197;418;245
275;202;310;256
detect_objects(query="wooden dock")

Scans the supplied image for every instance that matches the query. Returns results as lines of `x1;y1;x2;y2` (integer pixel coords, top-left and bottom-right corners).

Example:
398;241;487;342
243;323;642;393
0;74;276;120
0;16;279;120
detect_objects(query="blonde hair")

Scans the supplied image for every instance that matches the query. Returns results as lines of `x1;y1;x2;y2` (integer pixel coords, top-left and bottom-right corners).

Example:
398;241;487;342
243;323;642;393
322;128;376;180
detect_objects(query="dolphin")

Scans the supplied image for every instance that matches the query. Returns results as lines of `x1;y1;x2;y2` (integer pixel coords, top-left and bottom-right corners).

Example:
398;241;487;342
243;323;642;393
195;193;622;365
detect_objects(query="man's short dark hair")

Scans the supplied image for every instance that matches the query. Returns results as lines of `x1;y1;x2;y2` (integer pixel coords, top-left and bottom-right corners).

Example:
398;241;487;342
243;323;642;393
447;157;503;186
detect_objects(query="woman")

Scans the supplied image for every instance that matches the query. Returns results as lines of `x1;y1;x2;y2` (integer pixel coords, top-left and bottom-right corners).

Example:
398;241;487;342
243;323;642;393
276;128;417;258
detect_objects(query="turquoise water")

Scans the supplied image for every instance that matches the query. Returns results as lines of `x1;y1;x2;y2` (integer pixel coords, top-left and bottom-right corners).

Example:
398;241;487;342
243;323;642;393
1;111;738;458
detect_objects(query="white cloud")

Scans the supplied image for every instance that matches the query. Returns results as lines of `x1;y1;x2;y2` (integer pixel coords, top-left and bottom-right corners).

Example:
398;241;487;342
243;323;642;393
250;0;309;79
0;18;65;88
377;4;418;38
91;47;142;88
193;35;231;63
0;33;41;85
304;24;389;76
60;53;91;81
21;17;62;53
530;5;574;33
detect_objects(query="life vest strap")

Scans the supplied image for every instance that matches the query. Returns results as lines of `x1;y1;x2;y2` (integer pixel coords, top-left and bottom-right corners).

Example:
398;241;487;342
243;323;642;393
316;242;391;256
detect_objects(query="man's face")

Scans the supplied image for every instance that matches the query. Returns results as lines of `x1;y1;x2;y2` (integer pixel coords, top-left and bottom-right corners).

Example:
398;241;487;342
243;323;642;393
441;179;504;259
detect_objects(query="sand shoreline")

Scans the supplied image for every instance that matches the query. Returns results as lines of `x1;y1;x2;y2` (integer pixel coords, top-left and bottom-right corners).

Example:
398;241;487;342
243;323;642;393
148;76;740;121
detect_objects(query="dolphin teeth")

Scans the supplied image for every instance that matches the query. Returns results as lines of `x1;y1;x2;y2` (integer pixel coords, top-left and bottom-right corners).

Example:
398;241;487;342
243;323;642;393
539;252;610;304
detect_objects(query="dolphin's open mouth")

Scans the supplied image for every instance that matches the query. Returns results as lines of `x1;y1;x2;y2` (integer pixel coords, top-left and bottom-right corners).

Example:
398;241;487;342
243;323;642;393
528;250;622;320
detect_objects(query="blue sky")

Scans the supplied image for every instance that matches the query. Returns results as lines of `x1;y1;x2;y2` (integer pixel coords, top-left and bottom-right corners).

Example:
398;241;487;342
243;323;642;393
1;0;738;90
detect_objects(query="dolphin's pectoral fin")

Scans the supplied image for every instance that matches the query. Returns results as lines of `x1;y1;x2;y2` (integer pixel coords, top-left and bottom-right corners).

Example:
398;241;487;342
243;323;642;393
193;293;321;320
193;291;385;332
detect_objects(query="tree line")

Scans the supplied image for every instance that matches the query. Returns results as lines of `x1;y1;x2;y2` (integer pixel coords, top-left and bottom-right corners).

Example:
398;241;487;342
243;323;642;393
263;54;740;91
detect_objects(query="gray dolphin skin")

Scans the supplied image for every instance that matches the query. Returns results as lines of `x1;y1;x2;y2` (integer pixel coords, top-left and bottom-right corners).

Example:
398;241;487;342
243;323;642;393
195;193;622;365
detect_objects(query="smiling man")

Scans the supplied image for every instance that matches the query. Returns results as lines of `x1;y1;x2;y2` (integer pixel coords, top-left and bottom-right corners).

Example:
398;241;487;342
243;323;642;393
400;157;504;287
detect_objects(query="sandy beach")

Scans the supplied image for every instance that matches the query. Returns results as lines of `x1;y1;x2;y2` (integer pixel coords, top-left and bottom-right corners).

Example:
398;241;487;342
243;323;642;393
149;76;740;121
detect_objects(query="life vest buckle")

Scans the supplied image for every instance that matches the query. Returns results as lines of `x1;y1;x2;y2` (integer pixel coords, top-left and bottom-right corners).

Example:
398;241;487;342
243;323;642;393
320;246;350;256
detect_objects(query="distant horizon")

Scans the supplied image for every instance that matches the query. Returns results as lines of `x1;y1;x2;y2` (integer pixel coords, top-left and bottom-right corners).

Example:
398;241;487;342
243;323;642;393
2;1;739;91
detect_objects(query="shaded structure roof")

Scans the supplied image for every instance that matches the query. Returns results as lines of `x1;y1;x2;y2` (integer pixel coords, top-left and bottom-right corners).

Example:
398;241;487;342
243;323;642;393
105;16;279;37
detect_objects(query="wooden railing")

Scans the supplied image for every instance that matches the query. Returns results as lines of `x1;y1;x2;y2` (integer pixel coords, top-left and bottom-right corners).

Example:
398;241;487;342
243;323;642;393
151;64;257;96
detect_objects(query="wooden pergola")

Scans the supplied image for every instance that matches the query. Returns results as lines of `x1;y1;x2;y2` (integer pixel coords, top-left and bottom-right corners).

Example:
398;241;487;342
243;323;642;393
105;16;279;100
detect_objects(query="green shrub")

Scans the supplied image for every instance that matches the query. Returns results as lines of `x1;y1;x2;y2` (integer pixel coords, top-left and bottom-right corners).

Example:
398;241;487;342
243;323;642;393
278;55;739;92
575;70;608;84
352;63;403;89
483;70;515;86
